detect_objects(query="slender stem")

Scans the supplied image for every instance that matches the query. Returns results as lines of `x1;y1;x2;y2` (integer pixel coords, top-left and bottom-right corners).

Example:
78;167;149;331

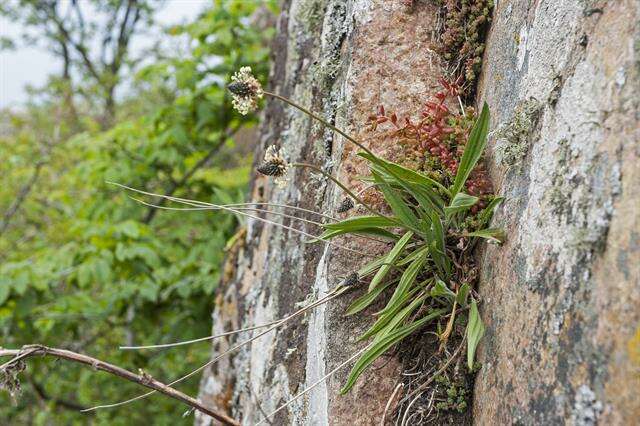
110;183;374;257
0;345;239;426
292;163;387;219
255;344;370;425
264;91;375;158
83;288;347;413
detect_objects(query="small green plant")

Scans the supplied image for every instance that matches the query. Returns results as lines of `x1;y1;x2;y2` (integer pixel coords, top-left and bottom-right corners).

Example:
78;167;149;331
323;103;499;394
237;69;503;393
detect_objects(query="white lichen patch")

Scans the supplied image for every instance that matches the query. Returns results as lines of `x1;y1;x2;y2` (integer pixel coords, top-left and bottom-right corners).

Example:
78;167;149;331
571;385;603;426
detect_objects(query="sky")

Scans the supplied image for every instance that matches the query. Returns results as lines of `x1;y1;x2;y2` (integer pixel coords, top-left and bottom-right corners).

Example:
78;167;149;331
0;0;208;109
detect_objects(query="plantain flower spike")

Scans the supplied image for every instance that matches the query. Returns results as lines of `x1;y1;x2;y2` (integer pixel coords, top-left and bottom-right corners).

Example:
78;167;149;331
228;66;264;115
257;145;290;188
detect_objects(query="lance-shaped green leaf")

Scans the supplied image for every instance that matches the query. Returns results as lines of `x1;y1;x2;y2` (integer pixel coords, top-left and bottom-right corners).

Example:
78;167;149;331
477;196;504;227
324;215;398;231
466;299;485;370
370;292;427;343
451;103;490;197
463;228;506;244
345;279;396;316
456;283;471;306
368;231;413;292
340;308;446;394
364;156;446;215
426;212;451;278
379;251;427;316
444;192;479;221
314;227;398;242
430;279;456;301
372;171;420;232
359;152;450;196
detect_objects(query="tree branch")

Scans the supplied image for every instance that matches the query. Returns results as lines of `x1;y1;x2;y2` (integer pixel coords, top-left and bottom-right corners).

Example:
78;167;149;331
0;161;45;238
142;126;240;224
0;345;239;426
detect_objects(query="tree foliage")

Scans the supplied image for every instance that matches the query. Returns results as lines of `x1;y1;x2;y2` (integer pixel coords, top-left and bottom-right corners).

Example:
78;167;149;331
0;1;276;424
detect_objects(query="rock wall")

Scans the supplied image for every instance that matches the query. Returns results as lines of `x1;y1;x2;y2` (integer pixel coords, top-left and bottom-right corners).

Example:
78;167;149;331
196;0;449;424
196;0;640;425
474;0;639;424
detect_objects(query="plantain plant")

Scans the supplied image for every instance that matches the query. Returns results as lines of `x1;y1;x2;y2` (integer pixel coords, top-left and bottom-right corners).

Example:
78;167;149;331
317;104;502;392
227;66;504;393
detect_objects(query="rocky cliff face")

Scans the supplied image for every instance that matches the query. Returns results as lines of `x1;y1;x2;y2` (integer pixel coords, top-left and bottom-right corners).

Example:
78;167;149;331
474;1;639;424
196;1;639;425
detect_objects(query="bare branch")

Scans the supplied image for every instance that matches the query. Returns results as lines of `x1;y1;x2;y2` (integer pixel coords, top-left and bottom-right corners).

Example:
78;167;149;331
143;125;241;224
0;345;239;426
0;161;45;238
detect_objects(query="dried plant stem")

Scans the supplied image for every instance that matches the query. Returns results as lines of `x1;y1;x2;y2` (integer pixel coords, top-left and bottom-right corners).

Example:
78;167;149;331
381;382;403;426
398;337;466;405
292;163;390;220
119;321;279;350
129;197;326;227
121;284;349;350
0;345;239;426
83;288;347;413
110;182;373;257
255;344;370;426
263;91;375;158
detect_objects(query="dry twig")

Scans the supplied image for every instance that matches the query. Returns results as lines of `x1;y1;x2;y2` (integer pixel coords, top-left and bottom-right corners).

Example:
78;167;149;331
0;345;239;426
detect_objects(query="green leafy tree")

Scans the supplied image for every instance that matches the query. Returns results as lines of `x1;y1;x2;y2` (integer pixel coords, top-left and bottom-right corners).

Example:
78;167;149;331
0;1;276;424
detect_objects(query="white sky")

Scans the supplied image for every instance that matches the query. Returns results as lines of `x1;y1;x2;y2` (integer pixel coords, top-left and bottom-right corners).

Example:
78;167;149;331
0;0;208;109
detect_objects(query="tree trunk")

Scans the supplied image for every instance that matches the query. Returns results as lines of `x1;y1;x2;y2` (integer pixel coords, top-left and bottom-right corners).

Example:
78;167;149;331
197;1;640;425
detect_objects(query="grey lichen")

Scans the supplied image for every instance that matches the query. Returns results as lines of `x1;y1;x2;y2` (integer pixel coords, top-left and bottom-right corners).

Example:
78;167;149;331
570;384;603;426
493;98;542;168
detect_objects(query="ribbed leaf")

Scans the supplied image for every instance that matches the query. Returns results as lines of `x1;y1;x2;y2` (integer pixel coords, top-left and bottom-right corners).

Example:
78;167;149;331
324;215;398;231
345;279;396;316
477;196;504;227
466;299;485;370
444;192;478;220
314;227;398;242
372;171;420;231
368;231;413;292
370;293;426;343
380;250;427;315
359;152;450;196
340;308;446;394
451;103;490;197
463;228;506;244
361;288;424;341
